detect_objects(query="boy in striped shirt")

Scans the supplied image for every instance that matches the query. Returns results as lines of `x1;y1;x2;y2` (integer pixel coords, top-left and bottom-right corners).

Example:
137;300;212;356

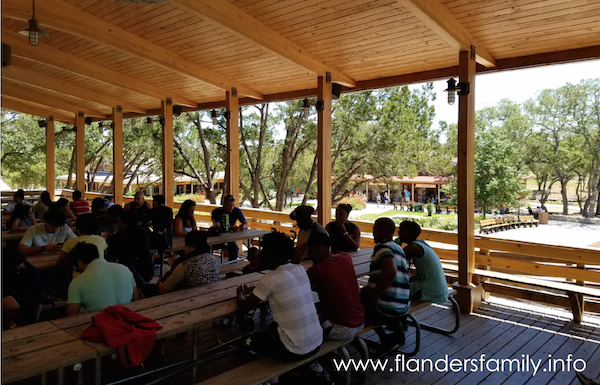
362;217;411;342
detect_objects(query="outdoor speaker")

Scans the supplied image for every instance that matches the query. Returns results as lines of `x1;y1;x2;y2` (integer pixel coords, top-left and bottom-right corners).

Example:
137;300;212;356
85;117;93;125
332;83;342;99
173;105;183;116
2;43;11;67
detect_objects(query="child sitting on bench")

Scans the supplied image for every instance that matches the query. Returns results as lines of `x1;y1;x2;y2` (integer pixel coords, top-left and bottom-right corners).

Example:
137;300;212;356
241;247;266;275
236;232;323;358
396;221;448;304
307;232;365;340
361;217;410;343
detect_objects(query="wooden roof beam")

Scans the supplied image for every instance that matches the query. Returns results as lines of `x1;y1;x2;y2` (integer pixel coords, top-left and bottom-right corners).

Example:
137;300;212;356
2;30;197;108
174;0;356;88
400;0;496;68
1;96;75;123
1;0;262;100
2;81;109;118
2;65;147;114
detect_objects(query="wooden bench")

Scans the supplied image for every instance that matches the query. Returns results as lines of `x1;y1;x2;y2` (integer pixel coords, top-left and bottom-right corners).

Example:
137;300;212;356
518;215;539;227
441;263;600;322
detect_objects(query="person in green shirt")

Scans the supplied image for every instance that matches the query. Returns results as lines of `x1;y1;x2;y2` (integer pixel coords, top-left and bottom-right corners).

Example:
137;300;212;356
396;221;448;304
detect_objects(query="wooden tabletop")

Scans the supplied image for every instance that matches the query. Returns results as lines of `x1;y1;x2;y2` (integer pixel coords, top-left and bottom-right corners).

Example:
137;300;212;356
300;248;374;277
2;231;25;242
169;228;271;251
2;322;97;383
27;252;61;271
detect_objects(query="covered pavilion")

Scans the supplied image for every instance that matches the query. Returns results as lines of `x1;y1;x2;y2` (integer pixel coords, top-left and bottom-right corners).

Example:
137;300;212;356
2;0;600;325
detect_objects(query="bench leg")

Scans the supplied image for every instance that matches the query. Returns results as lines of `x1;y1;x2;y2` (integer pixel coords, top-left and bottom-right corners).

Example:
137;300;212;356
192;328;199;383
568;293;584;323
365;314;421;358
41;372;47;385
418;297;461;335
95;357;102;385
57;367;65;385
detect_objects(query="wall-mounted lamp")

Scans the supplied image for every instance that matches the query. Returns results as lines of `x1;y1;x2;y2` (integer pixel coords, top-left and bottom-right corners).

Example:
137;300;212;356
38;119;46;128
443;78;470;105
19;0;49;46
146;116;165;130
173;105;182;116
84;117;93;125
302;98;324;117
210;109;230;126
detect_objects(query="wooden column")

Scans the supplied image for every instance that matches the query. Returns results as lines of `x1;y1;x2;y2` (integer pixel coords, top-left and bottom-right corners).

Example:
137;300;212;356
226;88;239;200
46;116;55;198
162;98;174;207
453;48;482;313
113;105;124;205
75;111;86;197
317;74;332;225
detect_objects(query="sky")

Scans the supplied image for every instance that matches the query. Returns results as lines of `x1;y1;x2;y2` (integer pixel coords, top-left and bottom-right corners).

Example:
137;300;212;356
410;59;600;129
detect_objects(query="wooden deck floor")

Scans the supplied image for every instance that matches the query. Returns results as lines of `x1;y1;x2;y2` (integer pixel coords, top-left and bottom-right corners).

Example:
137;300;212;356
368;298;600;385
13;297;600;385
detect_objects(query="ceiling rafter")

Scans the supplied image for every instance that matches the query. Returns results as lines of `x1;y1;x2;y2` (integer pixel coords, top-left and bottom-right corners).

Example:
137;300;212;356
2;81;108;118
1;0;263;99
400;0;496;67
2;65;147;114
173;0;357;88
1;96;75;123
2;30;197;108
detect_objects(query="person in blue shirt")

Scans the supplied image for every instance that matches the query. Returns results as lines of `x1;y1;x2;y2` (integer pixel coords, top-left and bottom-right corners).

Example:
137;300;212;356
211;195;248;261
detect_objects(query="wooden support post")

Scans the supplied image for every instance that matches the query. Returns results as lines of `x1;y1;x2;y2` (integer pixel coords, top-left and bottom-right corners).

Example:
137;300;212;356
75;111;86;197
162;98;174;207
317;74;332;225
46;116;55;199
226;88;239;200
113;105;124;205
452;48;480;314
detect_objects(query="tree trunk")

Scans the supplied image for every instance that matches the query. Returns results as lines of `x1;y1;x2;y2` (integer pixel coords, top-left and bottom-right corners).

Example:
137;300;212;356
302;152;318;205
65;147;76;189
560;180;569;214
585;162;598;217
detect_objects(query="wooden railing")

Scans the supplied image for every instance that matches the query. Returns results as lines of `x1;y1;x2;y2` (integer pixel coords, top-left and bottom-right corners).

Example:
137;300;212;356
15;190;600;315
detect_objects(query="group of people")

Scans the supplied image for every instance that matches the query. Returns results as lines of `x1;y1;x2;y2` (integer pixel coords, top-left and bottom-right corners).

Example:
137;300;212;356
236;204;449;379
3;190;250;327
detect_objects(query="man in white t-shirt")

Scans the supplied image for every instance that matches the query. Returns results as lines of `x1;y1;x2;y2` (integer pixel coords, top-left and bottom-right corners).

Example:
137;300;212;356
237;232;323;358
19;209;77;256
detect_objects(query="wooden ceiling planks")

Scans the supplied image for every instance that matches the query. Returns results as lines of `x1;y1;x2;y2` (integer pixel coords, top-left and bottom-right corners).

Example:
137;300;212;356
2;0;599;116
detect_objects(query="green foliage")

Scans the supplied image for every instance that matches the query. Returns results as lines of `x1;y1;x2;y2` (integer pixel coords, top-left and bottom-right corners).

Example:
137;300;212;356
174;193;206;203
338;196;367;211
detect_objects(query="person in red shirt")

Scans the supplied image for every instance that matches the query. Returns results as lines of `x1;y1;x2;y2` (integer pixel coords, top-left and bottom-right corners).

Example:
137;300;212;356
70;190;90;218
307;232;365;340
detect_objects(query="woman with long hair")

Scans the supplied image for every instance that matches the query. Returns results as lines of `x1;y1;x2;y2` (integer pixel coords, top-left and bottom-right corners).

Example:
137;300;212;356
173;199;197;237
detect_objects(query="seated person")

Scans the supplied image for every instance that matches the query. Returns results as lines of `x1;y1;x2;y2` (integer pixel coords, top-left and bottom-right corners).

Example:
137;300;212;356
307;233;365;340
2;245;43;329
325;203;361;253
91;197;107;217
104;195;115;208
396;221;448;304
157;231;219;294
34;191;53;219
361;218;410;341
58;213;107;266
107;211;153;285
173;199;197;237
70;190;90;218
9;203;36;231
290;205;328;263
97;205;122;238
241;247;266;275
211;195;248;261
18;208;77;256
124;190;152;223
236;231;323;358
56;198;77;228
5;189;30;213
146;194;173;250
66;242;137;316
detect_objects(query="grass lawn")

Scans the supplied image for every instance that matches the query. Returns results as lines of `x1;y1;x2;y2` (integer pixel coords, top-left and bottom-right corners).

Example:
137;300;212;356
360;210;454;221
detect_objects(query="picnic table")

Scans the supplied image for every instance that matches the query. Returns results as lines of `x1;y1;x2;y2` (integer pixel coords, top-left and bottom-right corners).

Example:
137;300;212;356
168;228;271;252
2;272;265;385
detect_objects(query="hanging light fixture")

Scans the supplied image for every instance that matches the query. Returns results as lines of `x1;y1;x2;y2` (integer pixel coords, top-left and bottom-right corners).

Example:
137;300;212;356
210;110;219;126
443;78;470;105
19;0;49;46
